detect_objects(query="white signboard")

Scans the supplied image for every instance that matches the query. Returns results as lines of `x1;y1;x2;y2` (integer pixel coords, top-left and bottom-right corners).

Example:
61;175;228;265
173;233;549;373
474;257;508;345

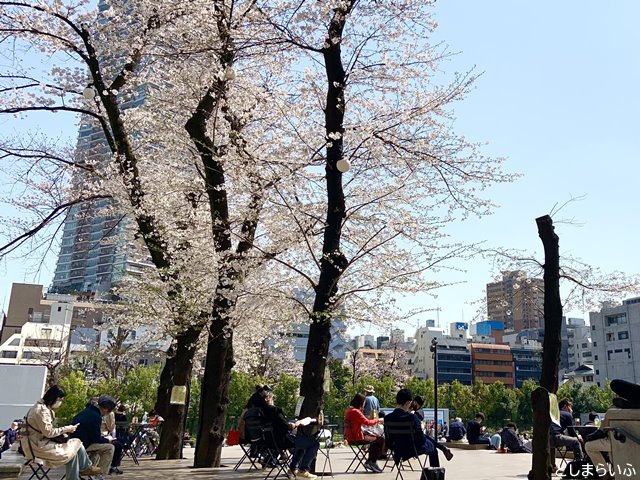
0;365;47;427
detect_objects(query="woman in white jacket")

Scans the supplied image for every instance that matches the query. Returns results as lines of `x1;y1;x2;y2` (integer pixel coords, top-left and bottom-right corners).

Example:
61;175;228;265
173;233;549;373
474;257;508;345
22;385;101;480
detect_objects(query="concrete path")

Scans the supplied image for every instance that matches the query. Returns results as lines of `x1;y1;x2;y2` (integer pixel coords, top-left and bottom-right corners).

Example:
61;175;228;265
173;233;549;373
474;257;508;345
3;444;535;479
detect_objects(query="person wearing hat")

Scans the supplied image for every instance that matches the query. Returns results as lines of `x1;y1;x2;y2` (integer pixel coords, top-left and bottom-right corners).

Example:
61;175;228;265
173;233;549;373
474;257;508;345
362;385;380;419
70;396;117;478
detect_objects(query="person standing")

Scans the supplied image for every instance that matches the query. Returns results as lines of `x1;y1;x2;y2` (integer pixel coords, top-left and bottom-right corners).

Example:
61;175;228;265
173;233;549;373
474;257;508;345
71;396;117;478
362;386;380;419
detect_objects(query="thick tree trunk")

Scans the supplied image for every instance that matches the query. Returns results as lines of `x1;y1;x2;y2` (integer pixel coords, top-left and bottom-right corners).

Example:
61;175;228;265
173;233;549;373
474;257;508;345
299;3;353;421
193;298;234;467
154;326;201;460
529;387;552;480
529;215;562;480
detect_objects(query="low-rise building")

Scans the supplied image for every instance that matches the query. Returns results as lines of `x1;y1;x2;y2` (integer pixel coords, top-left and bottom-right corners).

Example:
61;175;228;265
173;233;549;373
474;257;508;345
470;343;515;387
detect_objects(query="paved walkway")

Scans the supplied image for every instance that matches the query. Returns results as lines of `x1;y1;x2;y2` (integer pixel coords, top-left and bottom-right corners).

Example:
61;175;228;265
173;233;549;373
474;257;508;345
3;444;535;480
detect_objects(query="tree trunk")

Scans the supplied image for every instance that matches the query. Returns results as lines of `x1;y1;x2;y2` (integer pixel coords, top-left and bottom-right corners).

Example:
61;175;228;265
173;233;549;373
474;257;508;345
298;2;353;423
529;215;562;480
193;299;234;467
528;387;552;480
154;326;201;460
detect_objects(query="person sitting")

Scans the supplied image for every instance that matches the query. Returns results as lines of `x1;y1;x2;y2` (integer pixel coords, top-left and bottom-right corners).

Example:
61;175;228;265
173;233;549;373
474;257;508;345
384;388;443;468
344;393;385;473
499;423;532;453
261;391;316;478
71;396;116;477
114;405;127;423
101;402;124;475
23;385;101;480
1;421;18;454
579;412;600;439
446;417;466;441
550;398;584;462
466;412;491;445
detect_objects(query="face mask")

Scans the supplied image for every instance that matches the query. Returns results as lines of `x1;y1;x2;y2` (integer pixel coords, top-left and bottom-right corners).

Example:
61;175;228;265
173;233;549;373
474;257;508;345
52;400;63;409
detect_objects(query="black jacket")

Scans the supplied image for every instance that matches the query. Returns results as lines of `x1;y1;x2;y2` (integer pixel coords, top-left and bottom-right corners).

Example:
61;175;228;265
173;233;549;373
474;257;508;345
70;405;109;448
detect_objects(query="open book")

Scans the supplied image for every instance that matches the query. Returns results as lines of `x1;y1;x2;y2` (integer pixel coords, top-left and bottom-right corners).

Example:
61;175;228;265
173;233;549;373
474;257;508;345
298;417;316;426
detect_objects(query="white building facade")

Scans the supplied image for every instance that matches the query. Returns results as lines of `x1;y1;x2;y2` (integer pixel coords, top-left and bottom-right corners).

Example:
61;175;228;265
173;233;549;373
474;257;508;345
591;298;640;388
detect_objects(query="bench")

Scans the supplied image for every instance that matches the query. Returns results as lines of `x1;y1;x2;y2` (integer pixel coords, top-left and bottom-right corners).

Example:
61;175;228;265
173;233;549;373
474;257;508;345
445;442;490;450
0;464;23;480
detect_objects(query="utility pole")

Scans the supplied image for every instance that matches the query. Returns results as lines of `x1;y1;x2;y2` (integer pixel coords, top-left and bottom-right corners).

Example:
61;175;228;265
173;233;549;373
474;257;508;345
430;337;438;437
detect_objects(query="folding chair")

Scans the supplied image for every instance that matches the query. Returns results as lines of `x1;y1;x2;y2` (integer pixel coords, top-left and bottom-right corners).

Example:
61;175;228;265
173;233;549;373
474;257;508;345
115;421;139;465
313;426;334;477
24;458;66;480
233;415;264;472
261;422;292;480
384;419;427;480
343;417;372;473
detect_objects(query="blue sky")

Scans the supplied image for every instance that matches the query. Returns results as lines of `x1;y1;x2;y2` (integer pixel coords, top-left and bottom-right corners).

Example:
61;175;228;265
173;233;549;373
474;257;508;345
2;1;640;337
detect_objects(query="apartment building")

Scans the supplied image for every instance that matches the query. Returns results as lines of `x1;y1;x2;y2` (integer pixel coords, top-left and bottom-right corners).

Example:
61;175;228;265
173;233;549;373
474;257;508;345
486;271;544;333
470;343;515;388
591;298;640;387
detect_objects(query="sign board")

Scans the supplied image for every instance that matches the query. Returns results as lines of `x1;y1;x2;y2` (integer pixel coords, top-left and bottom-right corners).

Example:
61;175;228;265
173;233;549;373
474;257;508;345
170;385;187;405
421;408;450;427
0;365;47;427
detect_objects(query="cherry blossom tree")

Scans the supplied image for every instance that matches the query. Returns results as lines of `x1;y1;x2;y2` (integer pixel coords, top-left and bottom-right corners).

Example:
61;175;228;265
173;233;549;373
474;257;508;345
0;0;304;463
256;0;516;423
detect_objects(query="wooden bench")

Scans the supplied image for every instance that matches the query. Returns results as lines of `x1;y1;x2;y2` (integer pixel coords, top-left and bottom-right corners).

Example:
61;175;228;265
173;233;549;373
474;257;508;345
445;442;490;450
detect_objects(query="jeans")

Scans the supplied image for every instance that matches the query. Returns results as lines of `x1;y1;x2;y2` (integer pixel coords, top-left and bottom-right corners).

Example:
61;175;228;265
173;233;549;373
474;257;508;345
65;445;92;480
289;433;319;472
423;437;440;467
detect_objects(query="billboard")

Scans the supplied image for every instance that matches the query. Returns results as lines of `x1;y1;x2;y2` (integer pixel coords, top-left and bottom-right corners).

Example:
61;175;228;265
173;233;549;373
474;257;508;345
0;365;47;427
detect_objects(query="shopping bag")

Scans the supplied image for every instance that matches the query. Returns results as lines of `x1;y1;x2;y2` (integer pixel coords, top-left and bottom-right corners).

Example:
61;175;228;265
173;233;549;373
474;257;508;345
227;430;240;446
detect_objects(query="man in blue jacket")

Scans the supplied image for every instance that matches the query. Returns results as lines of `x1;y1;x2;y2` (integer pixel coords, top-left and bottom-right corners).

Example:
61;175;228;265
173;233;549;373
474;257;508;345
384;388;442;467
71;396;116;478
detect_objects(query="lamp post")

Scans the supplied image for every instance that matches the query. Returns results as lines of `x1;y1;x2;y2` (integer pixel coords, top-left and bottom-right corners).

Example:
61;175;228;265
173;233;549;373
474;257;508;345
430;337;438;437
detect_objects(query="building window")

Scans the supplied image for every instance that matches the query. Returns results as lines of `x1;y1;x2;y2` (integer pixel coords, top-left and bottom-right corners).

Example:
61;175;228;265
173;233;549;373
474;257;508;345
618;331;629;340
606;333;614;341
593;342;597;347
594;355;598;361
57;306;62;312
606;313;627;326
596;369;600;375
1;351;18;359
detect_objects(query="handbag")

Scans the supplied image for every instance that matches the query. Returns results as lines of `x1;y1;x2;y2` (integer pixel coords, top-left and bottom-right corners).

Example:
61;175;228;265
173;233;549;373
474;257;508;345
421;467;445;480
50;434;69;444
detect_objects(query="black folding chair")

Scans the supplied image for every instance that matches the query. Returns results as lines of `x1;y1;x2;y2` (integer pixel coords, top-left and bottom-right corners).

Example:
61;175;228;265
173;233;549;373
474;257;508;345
384;419;427;480
24;458;65;480
233;415;264;472
343;418;372;473
261;423;292;480
115;421;139;465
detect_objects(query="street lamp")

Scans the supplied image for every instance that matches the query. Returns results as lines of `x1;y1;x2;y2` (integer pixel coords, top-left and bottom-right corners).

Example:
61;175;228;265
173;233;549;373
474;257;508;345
430;337;438;437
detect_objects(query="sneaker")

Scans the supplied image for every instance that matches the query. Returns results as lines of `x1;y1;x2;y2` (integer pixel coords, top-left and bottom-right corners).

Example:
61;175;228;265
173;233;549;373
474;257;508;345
109;467;123;475
287;468;299;477
443;447;454;461
80;466;102;477
366;461;383;473
297;471;317;479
